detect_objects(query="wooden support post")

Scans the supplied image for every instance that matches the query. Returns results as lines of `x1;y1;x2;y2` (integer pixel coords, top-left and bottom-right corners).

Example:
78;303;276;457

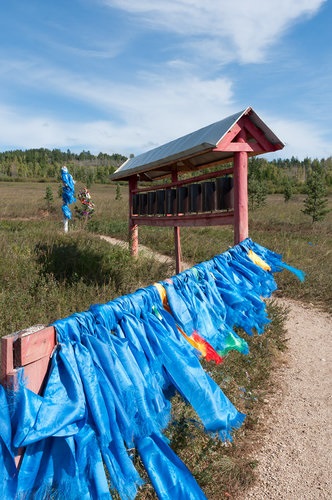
233;130;249;244
1;325;57;468
1;334;14;388
174;226;182;274
1;325;56;394
129;176;138;257
172;170;182;273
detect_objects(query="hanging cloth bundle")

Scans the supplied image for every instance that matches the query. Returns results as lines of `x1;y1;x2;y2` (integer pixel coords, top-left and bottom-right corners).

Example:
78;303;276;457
61;166;76;220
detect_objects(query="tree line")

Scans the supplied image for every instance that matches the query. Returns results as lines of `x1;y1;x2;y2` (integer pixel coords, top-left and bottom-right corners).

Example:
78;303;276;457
248;155;332;193
247;156;331;222
0;148;127;185
1;148;330;222
0;148;331;194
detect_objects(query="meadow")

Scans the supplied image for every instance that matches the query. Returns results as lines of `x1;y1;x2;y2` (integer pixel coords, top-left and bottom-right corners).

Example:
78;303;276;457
0;180;331;498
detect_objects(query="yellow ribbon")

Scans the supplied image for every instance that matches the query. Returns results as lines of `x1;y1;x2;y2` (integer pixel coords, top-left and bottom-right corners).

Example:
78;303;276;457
247;250;271;271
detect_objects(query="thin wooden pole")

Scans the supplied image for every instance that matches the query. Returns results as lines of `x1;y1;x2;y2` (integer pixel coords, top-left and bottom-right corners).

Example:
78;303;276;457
129;176;138;257
233;129;249;244
174;226;182;274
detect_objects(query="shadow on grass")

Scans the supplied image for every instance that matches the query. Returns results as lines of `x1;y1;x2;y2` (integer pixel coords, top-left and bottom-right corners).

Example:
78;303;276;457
35;241;111;286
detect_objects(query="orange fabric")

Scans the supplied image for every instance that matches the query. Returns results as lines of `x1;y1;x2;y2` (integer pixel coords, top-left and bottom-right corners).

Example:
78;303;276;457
191;332;223;364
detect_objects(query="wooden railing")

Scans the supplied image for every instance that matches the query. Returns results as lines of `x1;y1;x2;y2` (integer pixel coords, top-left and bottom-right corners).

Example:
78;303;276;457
1;325;56;395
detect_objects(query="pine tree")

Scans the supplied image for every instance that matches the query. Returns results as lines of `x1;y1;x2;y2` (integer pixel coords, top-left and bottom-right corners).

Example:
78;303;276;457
283;180;293;202
248;177;267;210
302;166;330;222
44;186;54;211
115;183;122;200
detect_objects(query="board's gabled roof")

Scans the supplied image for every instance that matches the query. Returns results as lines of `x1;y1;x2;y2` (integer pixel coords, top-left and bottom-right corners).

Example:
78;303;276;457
111;107;284;181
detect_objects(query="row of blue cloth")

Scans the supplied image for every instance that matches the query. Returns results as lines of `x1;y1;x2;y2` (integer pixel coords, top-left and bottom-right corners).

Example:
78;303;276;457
0;239;304;499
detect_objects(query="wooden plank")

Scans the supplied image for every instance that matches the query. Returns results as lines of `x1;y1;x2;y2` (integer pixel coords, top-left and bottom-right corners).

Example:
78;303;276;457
132;212;234;227
13;326;56;367
1;327;57;471
241;115;282;152
1;325;56;394
21;356;53;394
214;123;242;150
219;142;263;152
0;335;14;386
131;167;234;194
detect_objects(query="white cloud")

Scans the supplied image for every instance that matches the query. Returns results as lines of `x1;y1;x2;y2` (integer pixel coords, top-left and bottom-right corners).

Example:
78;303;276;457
101;0;326;63
0;55;234;136
266;116;332;160
0;0;329;160
0;104;125;153
1;96;330;161
0;66;235;155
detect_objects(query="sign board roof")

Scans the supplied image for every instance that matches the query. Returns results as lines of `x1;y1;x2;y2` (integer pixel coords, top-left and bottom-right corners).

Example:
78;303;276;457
111;107;284;181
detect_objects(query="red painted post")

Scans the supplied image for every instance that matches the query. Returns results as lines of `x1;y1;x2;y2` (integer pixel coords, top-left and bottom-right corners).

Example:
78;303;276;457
129;176;138;257
1;325;57;468
172;170;182;273
174;226;182;274
233;130;249;244
1;325;56;394
0;335;14;387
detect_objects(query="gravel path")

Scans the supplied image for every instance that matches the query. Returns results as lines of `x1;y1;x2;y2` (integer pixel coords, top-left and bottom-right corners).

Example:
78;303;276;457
245;298;332;500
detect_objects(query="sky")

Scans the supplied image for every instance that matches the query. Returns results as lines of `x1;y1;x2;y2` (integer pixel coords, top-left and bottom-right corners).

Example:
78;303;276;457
0;0;331;161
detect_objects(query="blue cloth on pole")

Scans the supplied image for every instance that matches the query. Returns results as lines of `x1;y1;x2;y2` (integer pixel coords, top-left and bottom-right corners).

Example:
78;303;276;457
62;204;72;220
61;167;76;220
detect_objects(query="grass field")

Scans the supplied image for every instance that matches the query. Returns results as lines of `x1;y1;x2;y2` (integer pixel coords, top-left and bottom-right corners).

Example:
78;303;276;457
3;181;328;312
0;181;331;498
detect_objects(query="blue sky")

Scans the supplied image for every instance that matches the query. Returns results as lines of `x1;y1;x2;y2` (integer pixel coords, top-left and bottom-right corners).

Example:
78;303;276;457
0;0;331;160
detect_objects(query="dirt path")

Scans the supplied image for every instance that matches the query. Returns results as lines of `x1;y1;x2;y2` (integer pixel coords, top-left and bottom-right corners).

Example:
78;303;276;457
99;235;192;269
245;299;332;500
